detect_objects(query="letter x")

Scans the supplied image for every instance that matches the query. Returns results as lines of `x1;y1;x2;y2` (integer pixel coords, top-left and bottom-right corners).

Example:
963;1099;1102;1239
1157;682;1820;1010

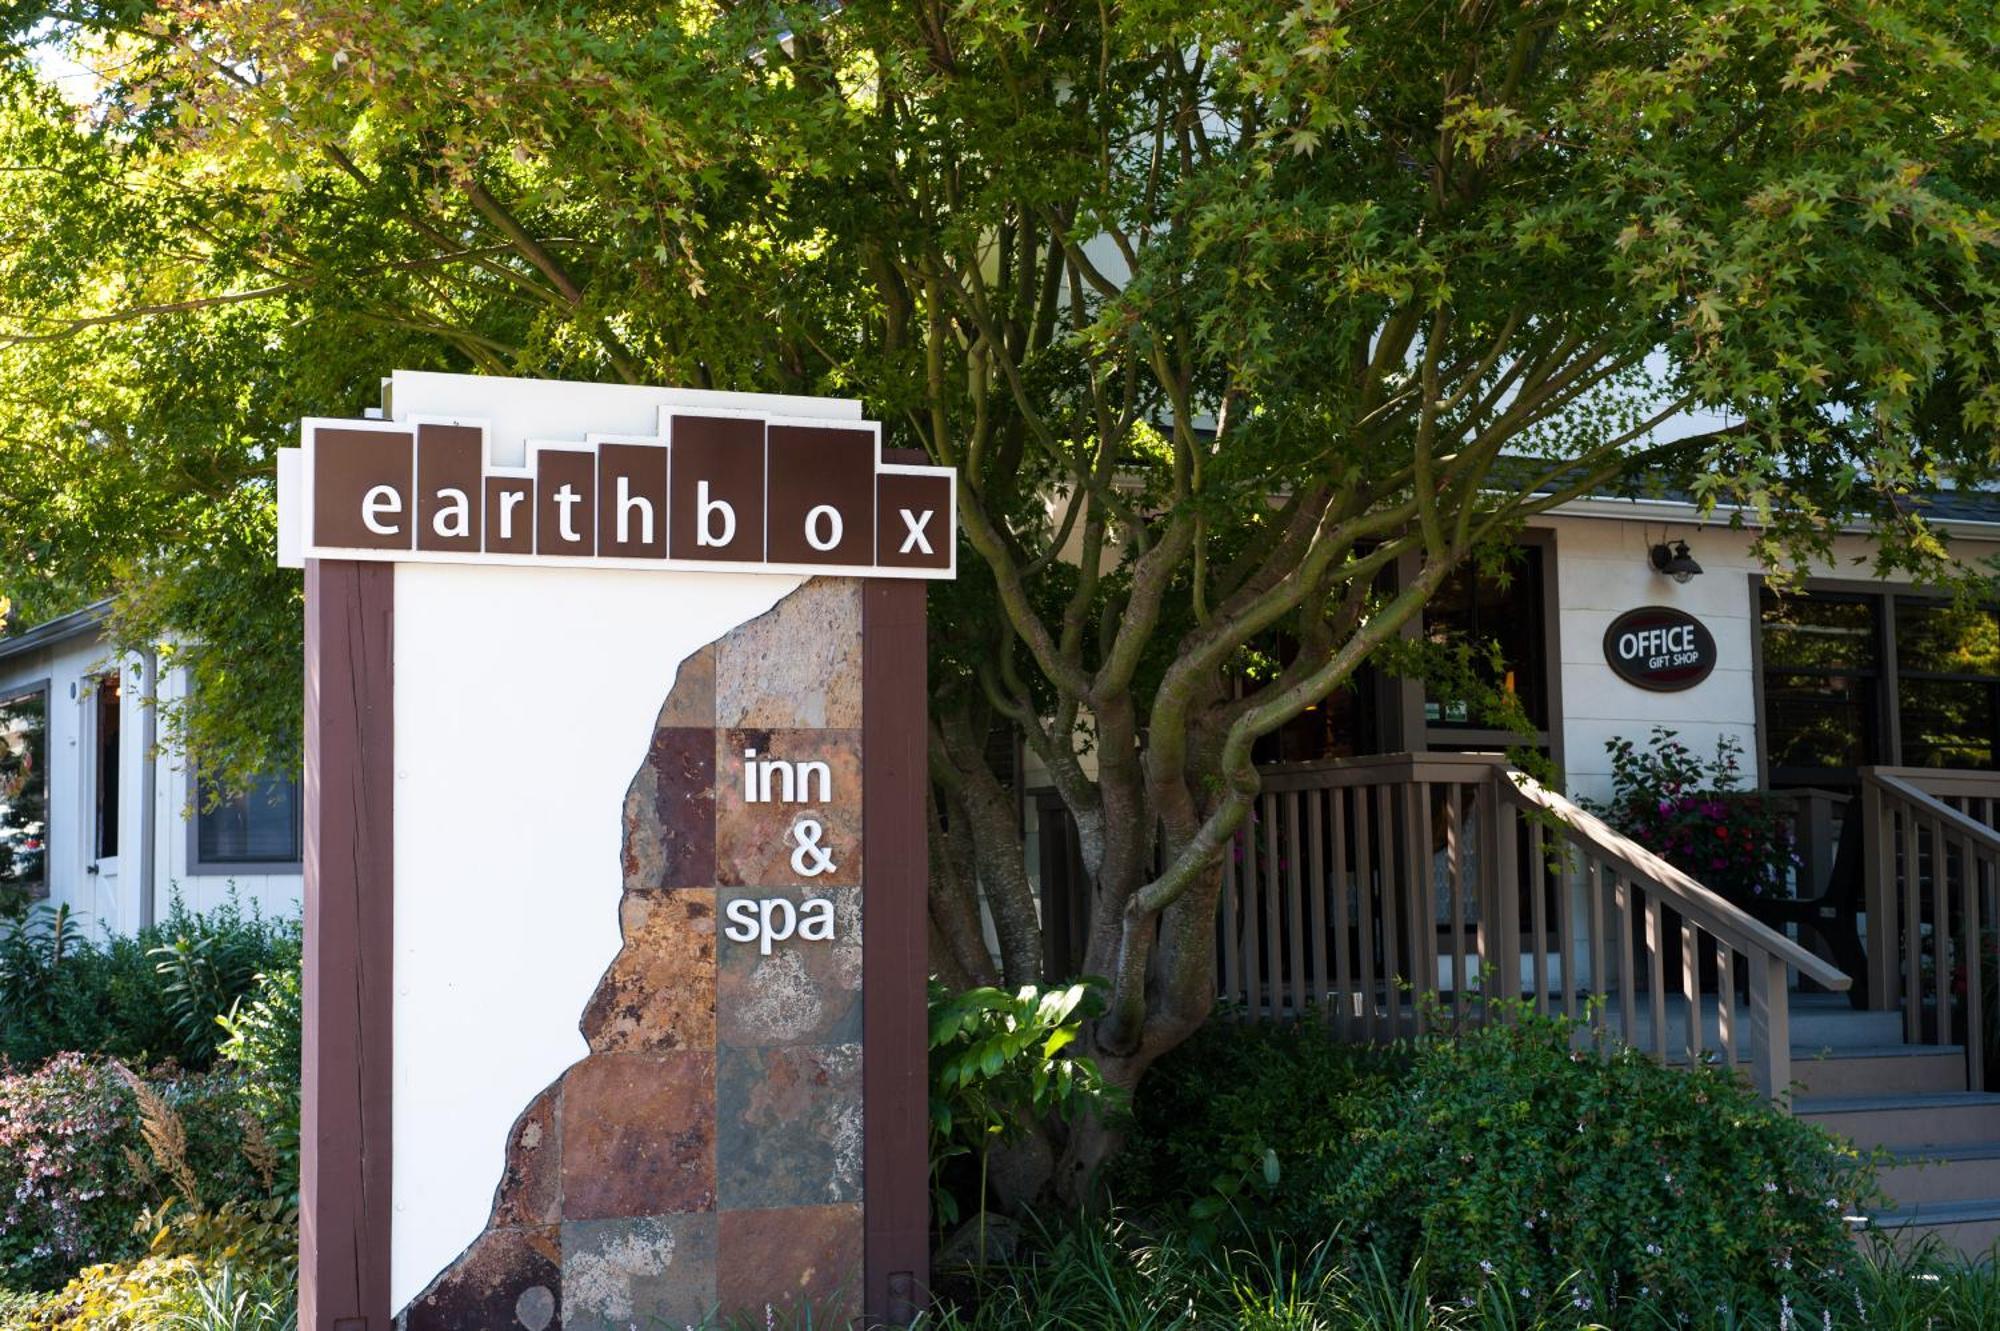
898;507;935;555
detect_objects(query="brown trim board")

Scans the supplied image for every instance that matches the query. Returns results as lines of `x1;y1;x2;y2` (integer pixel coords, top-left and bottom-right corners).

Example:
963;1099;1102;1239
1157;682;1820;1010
863;563;929;1323
301;559;395;1331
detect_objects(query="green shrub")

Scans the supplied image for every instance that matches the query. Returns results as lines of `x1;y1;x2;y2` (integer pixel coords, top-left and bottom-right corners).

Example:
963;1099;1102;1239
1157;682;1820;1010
1110;1012;1404;1240
215;951;302;1197
0;1057;282;1292
1317;1009;1876;1317
0;898;297;1071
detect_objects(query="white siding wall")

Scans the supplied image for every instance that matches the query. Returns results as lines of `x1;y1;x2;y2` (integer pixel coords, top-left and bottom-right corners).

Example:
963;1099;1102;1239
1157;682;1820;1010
1546;514;2000;802
0;625;302;938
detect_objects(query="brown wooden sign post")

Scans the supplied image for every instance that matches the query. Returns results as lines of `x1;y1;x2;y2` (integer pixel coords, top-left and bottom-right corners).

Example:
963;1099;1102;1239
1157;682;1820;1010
281;373;950;1331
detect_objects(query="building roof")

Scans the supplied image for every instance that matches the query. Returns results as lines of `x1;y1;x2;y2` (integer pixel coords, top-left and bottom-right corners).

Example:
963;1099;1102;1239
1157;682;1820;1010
0;599;111;666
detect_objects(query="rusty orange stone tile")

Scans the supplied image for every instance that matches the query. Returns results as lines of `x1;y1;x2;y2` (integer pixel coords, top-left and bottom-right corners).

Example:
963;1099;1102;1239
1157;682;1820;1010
715;728;862;888
561;1052;717;1220
717;1203;863;1326
581;888;717;1055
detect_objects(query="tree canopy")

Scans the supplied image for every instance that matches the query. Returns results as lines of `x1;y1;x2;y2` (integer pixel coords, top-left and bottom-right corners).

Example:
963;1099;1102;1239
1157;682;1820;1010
0;0;1996;1178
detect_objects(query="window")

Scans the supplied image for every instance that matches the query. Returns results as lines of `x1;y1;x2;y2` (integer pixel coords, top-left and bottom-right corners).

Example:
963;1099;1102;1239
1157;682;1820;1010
1757;587;2000;783
193;770;302;870
0;684;49;900
1895;599;1999;769
1758;591;1881;779
1423;544;1550;732
93;673;120;860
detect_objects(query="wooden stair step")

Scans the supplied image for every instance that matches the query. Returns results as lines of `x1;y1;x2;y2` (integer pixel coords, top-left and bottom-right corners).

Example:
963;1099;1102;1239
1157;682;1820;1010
1863;1198;2000;1262
1879;1143;2000;1207
1798;1092;2000;1151
1788;1045;1967;1098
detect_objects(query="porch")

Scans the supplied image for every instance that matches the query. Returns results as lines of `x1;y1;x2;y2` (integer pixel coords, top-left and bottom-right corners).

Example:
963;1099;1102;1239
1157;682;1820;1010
1034;754;2000;1255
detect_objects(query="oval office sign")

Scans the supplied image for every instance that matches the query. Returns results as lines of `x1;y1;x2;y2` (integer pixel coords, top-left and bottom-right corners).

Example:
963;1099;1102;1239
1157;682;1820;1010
1603;606;1717;692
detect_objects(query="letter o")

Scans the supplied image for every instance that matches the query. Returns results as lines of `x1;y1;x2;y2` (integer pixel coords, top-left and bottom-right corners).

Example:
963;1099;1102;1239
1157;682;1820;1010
1619;632;1639;660
804;504;844;553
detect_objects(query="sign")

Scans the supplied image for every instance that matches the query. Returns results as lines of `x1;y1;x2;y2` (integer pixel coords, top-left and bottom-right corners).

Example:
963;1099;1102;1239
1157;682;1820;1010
1602;605;1717;691
287;372;939;1331
291;405;954;578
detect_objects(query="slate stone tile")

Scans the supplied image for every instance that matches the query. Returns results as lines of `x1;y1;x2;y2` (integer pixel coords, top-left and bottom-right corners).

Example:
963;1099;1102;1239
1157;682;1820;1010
402;1225;561;1331
717;578;862;730
654;644;717;729
491;1085;563;1229
716;1204;863;1326
715;729;862;888
621;727;715;890
717;886;860;1050
716;1043;862;1210
561;1052;716;1220
561;1213;717;1331
581;889;717;1055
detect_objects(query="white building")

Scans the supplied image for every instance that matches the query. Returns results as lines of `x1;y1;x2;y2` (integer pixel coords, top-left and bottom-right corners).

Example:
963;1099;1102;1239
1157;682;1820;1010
0;602;301;933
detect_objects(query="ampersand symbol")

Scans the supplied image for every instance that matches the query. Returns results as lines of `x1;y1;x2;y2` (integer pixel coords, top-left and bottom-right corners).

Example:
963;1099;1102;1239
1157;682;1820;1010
790;818;837;878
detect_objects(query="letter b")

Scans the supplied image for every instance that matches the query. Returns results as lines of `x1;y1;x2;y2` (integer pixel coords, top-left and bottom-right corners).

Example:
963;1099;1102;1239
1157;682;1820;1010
697;481;736;548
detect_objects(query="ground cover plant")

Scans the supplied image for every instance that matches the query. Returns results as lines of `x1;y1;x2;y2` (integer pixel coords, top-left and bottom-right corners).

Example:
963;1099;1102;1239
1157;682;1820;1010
0;898;297;1071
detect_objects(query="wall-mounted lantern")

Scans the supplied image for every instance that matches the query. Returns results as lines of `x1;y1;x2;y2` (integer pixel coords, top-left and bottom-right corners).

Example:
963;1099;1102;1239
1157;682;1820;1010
1649;538;1703;584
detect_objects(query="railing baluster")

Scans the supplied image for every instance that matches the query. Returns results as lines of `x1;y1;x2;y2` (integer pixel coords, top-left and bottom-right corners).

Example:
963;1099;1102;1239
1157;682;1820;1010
1904;805;1924;1044
1646;890;1668;1061
1242;797;1263;1019
1616;876;1638;1049
1964;833;1985;1093
1356;782;1378;1041
1529;818;1549;1015
1476;776;1499;1026
1750;950;1791;1101
1307;789;1328;1017
1379;783;1404;1041
1221;843;1240;1006
1717;938;1738;1069
1286;790;1306;1021
1331;787;1352;1038
1263;792;1282;1019
1559;840;1578;1023
1933;814;1951;1050
1448;783;1466;1026
1862;777;1896;1012
1586;857;1607;1043
1682;917;1703;1066
1494;784;1522;1010
1405;781;1434;1036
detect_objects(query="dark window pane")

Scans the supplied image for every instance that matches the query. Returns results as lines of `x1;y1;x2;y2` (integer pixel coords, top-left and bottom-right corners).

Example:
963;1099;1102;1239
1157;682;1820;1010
197;771;302;864
94;674;120;859
1899;678;1996;769
1760;592;1878;671
1424;547;1547;730
1764;671;1877;771
1897;600;2000;677
0;688;48;897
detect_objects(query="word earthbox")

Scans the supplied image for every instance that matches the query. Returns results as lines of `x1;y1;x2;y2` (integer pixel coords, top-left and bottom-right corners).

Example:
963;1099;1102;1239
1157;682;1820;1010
302;408;956;577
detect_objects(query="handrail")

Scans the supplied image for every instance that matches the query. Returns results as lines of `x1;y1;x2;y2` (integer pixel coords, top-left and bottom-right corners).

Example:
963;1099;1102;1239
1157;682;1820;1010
1503;770;1852;992
1865;769;2000;854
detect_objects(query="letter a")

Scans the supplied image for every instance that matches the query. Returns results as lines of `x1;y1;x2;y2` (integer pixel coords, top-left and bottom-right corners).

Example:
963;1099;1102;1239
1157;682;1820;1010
432;487;471;539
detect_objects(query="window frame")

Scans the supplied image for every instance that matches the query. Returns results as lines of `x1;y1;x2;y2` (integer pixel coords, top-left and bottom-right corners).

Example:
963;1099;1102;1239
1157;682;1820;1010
184;765;304;877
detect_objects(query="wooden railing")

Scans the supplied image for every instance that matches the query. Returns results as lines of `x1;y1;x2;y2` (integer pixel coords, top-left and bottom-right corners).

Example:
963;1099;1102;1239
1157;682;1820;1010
1216;753;1850;1102
1859;767;2000;1089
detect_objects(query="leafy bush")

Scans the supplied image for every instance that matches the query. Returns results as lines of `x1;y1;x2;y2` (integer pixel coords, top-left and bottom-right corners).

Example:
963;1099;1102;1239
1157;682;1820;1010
1110;1013;1404;1242
1316;1010;1875;1315
928;981;1118;1232
0;898;297;1070
0;1057;282;1291
1591;727;1798;898
214;953;302;1198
